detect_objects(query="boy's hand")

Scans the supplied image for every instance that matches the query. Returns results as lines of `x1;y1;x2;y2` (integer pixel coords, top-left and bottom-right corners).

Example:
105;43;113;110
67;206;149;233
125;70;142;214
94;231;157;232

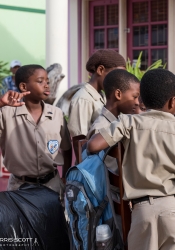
0;91;30;107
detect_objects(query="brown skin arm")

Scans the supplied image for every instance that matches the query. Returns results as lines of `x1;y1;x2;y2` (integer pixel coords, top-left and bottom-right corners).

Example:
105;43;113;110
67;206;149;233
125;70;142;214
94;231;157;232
72;135;86;161
87;133;109;153
61;147;72;183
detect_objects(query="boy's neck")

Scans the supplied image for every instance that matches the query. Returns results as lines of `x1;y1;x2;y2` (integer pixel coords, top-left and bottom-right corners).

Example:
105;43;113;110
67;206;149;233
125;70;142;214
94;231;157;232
88;76;102;93
105;100;119;118
25;99;43;124
25;99;43;112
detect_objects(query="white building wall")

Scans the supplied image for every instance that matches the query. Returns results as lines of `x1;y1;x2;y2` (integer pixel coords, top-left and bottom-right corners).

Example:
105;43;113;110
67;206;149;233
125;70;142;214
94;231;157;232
168;0;175;73
81;0;90;84
46;0;68;101
69;0;79;87
119;0;127;60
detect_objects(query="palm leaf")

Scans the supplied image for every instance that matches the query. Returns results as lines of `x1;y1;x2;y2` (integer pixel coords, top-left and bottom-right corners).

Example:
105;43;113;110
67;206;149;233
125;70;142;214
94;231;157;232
126;51;166;79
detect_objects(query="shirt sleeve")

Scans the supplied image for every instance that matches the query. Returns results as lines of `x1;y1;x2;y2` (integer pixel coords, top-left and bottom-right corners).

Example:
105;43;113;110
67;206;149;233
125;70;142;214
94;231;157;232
86;120;102;139
68;98;93;137
60;115;72;151
99;114;132;147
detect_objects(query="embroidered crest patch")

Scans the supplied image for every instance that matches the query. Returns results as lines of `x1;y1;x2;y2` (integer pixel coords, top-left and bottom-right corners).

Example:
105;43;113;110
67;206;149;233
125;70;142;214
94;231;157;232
47;140;59;154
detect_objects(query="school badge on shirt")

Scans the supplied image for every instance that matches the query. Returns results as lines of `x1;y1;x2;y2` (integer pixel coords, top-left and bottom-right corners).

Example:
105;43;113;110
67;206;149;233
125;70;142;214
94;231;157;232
47;140;59;154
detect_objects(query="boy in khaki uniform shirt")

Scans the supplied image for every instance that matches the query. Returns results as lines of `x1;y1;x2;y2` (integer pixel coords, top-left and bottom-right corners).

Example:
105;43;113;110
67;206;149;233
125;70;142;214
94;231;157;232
68;49;126;160
87;69;140;140
87;69;175;250
87;69;140;173
0;65;72;198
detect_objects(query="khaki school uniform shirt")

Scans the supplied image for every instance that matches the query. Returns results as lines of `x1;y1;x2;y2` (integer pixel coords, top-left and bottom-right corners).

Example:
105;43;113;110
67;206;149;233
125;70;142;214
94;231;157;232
0;102;71;177
68;83;105;137
87;107;116;139
87;107;118;173
99;110;175;200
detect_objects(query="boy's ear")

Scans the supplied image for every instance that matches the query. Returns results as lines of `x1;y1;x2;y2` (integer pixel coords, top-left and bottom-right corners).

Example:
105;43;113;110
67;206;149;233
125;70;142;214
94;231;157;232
167;96;175;111
114;89;122;100
96;65;105;76
19;82;27;92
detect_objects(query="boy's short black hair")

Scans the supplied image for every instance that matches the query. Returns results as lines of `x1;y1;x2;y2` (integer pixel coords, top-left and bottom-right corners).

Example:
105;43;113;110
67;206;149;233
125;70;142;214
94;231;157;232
103;69;140;99
15;64;45;91
86;49;126;73
140;69;175;109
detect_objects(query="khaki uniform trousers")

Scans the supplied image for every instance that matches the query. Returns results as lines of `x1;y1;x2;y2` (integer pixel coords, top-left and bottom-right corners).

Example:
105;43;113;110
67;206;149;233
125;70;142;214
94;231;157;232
7;173;65;202
128;195;175;250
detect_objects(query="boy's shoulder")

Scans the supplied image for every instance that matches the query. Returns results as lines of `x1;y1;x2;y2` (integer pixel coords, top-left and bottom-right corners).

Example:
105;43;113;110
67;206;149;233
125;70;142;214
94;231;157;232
1;105;16;113
71;83;101;103
44;103;63;117
118;110;175;131
71;84;90;101
1;103;63;118
87;114;109;139
87;108;116;139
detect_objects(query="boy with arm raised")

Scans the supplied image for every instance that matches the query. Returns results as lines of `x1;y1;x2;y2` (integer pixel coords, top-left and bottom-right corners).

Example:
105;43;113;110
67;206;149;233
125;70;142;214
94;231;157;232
0;65;72;198
87;69;175;250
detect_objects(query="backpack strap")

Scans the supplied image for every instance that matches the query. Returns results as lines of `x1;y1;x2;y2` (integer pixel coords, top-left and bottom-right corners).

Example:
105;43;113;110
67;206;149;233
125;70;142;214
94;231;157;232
66;181;96;250
68;202;83;250
66;180;95;213
91;196;109;249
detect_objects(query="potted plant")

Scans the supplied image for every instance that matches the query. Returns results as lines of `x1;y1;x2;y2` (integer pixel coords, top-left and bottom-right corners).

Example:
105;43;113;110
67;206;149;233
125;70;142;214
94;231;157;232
126;51;166;80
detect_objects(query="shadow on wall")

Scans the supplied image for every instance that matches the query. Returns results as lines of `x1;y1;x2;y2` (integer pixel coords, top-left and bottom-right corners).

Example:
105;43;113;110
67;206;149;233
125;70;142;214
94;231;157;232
0;23;45;66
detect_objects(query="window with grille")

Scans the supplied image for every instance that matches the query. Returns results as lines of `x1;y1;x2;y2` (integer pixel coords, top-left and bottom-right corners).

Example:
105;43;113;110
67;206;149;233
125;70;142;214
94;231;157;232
89;0;119;55
127;0;168;70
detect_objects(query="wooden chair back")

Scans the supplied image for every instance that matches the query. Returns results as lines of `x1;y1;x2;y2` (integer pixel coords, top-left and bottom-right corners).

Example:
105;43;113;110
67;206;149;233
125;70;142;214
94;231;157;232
107;142;131;249
77;139;131;249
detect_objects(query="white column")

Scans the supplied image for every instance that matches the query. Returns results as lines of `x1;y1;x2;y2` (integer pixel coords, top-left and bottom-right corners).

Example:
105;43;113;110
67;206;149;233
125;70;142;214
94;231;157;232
46;0;68;100
69;0;78;87
119;0;127;60
81;0;89;84
168;0;175;74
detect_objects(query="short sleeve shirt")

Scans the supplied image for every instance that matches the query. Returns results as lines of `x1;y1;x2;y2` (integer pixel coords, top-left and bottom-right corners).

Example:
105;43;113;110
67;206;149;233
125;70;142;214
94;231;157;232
67;83;105;137
87;107;117;139
99;110;175;200
0;102;71;177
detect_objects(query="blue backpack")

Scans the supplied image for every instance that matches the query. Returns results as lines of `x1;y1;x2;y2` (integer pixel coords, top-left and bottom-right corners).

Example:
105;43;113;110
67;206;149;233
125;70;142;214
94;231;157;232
65;150;124;250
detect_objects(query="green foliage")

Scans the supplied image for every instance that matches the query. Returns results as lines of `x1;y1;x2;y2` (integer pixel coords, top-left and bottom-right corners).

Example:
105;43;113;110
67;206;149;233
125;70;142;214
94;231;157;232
0;61;10;96
126;51;166;80
64;115;69;122
0;61;10;82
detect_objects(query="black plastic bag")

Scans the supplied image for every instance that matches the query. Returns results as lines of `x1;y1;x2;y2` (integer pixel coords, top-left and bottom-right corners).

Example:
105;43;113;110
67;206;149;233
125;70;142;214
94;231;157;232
0;183;70;250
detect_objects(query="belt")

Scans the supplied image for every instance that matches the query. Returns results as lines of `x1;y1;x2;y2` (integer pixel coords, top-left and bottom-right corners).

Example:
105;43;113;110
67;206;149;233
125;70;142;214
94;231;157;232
14;169;58;184
131;195;163;206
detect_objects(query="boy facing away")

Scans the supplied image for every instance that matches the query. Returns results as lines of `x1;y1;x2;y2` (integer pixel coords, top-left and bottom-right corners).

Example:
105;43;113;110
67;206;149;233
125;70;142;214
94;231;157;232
0;65;72;198
87;69;175;250
87;69;140;139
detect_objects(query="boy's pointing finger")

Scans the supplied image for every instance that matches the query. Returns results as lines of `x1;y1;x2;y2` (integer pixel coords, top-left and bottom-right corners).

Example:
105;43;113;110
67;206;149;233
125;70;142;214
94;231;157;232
22;91;31;96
